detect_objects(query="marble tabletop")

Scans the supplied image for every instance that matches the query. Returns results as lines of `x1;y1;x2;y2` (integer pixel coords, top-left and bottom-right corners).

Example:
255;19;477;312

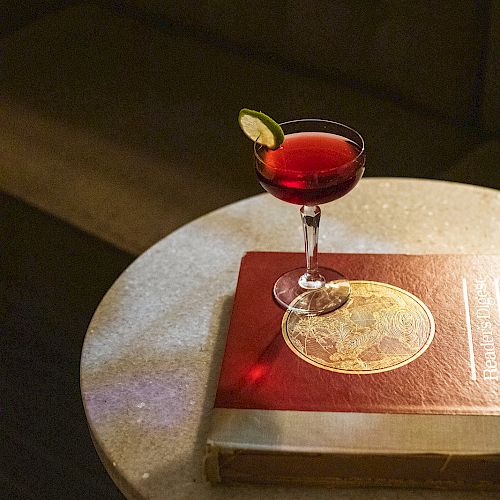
80;178;500;499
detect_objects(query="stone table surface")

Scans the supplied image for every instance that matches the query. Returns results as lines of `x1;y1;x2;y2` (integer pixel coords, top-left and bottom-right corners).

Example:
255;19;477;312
80;178;499;499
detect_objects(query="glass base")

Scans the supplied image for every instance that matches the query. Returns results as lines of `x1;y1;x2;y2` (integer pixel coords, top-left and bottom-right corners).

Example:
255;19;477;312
273;267;351;315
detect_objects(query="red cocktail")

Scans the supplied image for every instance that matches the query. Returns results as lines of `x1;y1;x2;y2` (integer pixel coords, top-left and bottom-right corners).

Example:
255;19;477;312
257;132;364;205
254;120;365;314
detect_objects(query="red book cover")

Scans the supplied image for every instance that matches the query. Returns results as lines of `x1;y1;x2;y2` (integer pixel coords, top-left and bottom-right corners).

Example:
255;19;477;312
205;253;500;488
215;253;500;415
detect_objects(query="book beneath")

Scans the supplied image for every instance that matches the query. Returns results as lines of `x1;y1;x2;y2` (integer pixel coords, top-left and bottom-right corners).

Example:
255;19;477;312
205;253;500;489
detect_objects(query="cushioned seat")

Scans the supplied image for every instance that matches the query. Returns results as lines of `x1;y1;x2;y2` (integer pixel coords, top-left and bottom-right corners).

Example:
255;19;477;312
0;2;497;253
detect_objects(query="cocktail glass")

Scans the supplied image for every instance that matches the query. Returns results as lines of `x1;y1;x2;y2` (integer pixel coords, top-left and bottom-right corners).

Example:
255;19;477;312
254;119;365;315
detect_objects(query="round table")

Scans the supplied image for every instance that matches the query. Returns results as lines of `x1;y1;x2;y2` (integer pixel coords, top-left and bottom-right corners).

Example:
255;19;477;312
81;178;499;499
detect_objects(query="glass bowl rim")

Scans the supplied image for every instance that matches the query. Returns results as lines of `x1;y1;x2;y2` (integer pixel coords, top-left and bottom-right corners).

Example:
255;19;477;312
253;118;366;169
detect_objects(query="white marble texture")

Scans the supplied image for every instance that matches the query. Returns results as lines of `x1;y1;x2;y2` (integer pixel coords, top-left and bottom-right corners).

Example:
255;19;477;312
80;178;500;499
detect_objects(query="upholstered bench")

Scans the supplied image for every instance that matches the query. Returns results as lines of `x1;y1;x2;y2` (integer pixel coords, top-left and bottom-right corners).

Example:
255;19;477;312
0;1;498;254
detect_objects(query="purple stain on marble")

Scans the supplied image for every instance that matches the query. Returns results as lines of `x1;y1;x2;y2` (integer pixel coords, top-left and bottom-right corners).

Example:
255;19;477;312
84;370;194;429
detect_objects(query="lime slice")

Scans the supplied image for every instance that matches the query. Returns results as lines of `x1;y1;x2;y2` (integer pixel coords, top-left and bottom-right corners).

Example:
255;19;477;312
238;108;284;149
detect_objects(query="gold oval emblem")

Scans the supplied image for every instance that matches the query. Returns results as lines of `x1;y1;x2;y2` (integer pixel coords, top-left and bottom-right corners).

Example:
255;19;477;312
282;281;435;374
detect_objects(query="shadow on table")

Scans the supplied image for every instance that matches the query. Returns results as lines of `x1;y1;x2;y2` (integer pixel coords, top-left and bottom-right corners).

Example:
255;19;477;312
84;292;237;497
195;293;235;467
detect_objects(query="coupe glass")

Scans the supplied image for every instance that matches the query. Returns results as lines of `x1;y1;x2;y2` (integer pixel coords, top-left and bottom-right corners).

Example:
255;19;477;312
254;119;365;315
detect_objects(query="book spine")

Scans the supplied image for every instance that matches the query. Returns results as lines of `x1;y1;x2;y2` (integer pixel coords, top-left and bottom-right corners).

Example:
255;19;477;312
203;446;500;490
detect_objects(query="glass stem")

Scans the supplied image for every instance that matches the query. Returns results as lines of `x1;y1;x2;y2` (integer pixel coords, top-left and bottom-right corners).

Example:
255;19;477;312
299;205;325;289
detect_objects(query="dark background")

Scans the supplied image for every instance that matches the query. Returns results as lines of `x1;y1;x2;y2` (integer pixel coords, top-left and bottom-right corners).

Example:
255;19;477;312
1;1;498;498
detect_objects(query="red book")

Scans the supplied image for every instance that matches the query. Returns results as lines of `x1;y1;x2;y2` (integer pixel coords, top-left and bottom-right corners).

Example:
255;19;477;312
205;253;500;489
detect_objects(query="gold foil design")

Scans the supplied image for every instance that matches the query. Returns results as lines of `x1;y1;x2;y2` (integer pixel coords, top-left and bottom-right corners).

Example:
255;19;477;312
282;281;435;374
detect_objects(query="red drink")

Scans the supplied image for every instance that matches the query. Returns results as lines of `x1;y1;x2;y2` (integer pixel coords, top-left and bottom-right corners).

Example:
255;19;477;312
256;132;365;205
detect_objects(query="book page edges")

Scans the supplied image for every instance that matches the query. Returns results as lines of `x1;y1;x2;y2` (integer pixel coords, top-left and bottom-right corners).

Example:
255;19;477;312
207;408;500;455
